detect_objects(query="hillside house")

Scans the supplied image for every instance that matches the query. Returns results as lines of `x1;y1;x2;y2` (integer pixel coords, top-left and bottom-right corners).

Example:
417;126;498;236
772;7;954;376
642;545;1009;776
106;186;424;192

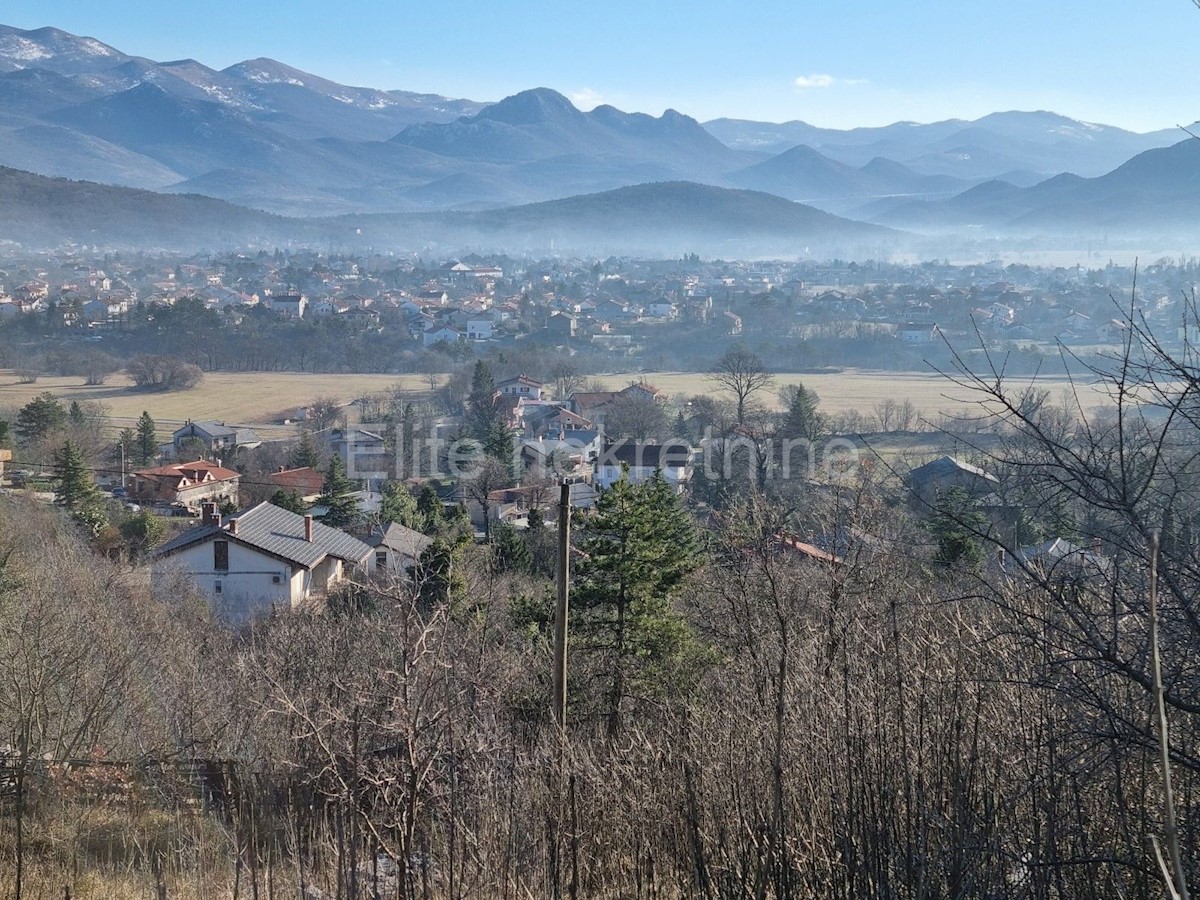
269;293;307;318
909;455;999;506
362;522;432;577
152;502;373;621
131;460;241;510
173;420;261;456
594;441;693;493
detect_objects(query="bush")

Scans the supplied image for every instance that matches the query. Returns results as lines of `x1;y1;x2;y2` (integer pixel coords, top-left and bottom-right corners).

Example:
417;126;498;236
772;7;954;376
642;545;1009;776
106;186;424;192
126;355;203;392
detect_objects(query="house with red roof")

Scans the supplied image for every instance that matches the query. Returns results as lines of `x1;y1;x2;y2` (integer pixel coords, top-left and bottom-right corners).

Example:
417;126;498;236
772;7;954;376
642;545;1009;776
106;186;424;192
131;461;241;510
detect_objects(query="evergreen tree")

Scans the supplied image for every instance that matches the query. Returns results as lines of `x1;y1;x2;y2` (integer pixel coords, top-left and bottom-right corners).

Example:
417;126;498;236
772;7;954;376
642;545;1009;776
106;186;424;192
270;489;308;515
491;520;532;573
53;440;105;535
466;361;499;441
525;505;556;576
482;418;515;466
15;393;67;443
0;419;11;447
290;430;322;469
68;401;85;425
317;454;360;527
573;471;707;734
928;486;987;571
416;484;446;535
135;411;157;465
780;382;824;443
380;481;422;529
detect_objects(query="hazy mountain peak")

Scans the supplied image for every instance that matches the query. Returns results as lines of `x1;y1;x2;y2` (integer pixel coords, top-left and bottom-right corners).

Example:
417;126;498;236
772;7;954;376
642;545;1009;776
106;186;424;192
0;24;128;73
474;87;584;126
224;57;311;87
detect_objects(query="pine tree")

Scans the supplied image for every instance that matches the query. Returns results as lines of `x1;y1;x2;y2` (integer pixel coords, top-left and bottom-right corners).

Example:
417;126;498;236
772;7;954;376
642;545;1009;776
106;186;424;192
780;382;824;443
54;440;105;535
317;454;360;527
270;489;308;515
928;486;987;571
290;430;322;469
15;393;67;443
466;361;498;441
416;484;446;535
135;411;157;465
68;401;85;425
380;481;421;529
491;520;532;573
573;471;707;734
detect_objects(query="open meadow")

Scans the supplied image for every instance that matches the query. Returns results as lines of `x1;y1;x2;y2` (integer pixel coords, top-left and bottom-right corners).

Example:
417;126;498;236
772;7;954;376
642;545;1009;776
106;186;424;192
0;367;1112;438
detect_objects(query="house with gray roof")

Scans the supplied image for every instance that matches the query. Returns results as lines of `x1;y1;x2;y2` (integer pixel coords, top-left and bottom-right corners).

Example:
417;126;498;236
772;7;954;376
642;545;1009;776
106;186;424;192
362;522;433;577
152;501;372;621
172;420;262;456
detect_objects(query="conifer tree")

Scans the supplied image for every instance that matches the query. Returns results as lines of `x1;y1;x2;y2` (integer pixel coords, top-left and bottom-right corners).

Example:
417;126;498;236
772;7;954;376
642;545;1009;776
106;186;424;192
780;382;824;443
15;393;66;443
416;484;446;535
135;411;157;465
317;454;359;527
491;520;531;573
290;429;322;470
380;480;421;529
466;361;499;442
269;489;307;515
573;471;706;733
54;440;105;535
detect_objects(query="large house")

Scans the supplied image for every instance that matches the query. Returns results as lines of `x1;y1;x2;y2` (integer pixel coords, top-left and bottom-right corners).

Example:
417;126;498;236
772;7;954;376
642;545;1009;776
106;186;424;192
131;460;241;510
593;441;693;493
265;466;325;503
152;502;373;621
908;455;999;506
173;421;261;456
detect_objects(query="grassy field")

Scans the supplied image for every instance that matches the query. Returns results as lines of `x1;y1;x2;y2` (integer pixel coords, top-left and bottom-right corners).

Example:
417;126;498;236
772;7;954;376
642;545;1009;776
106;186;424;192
595;369;1111;415
0;367;1111;437
0;371;433;436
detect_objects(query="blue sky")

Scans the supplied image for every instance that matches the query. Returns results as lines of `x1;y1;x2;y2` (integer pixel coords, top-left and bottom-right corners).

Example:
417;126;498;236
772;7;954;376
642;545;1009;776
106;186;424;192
5;0;1200;131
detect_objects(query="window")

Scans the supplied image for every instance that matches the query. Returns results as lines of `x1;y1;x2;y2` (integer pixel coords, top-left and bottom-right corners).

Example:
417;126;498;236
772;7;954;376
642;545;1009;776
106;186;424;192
213;540;229;571
214;580;222;595
376;550;388;569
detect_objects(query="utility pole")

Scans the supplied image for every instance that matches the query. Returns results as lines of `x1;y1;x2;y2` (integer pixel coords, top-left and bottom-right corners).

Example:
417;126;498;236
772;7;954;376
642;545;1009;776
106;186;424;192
553;480;572;728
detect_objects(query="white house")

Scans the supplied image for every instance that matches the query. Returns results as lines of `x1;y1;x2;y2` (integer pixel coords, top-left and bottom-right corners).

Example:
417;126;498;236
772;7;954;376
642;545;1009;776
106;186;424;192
363;522;433;577
152;502;373;622
466;318;494;341
497;374;545;400
593;441;694;493
897;322;940;343
269;293;307;318
423;326;462;347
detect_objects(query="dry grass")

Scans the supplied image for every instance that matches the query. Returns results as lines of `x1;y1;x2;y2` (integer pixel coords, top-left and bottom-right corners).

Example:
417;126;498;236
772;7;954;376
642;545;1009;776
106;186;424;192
0;366;1111;439
0;370;435;436
596;368;1111;415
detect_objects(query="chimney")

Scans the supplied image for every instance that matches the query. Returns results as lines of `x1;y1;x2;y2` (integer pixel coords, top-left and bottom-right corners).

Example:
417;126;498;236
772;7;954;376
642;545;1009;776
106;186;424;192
201;501;219;527
1092;537;1102;554
278;465;286;473
228;517;239;535
304;514;314;542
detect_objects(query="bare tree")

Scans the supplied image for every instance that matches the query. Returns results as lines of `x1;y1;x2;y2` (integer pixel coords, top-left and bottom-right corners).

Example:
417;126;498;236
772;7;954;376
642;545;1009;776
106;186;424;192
709;348;773;424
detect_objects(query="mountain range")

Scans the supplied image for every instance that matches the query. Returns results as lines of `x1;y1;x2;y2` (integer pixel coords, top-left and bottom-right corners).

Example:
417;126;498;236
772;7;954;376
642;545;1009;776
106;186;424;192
0;167;893;256
0;23;1196;245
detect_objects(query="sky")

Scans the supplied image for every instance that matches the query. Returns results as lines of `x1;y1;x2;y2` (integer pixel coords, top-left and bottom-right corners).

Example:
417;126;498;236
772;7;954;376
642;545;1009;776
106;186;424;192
4;0;1200;132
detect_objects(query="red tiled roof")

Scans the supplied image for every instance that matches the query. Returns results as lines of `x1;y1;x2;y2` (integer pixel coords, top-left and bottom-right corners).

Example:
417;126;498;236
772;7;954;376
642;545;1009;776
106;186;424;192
267;466;324;495
134;461;240;482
